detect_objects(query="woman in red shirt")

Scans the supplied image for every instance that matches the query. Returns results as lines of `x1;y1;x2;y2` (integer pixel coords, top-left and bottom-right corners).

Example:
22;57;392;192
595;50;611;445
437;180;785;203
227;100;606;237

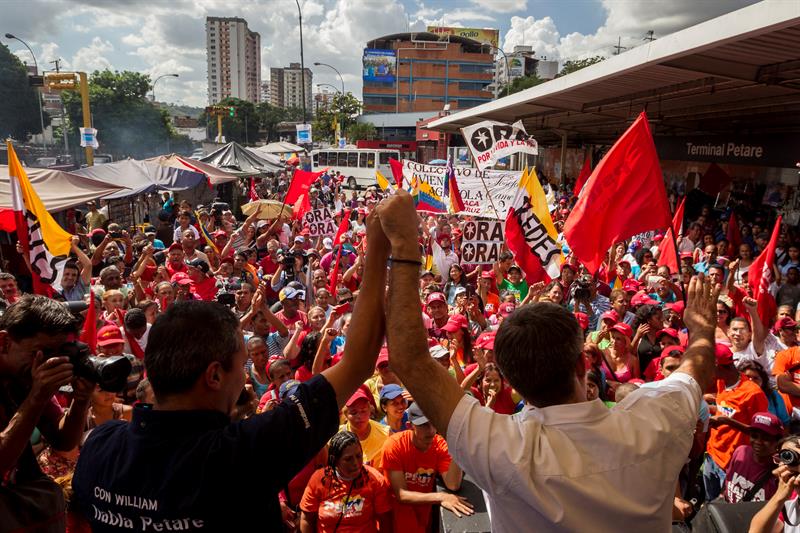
300;431;392;533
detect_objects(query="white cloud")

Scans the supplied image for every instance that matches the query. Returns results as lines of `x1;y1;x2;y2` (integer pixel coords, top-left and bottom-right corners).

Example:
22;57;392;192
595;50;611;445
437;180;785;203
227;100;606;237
502;15;560;59
71;36;114;72
473;0;527;14
444;9;496;24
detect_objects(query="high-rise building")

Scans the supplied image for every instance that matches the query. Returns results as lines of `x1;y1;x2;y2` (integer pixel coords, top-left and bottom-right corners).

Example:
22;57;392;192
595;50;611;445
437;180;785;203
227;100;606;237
362;31;496;114
206;16;261;104
490;45;558;97
268;63;312;111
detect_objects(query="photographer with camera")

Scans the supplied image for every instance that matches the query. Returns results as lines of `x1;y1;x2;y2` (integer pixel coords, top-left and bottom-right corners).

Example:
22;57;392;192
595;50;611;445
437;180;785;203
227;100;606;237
0;295;96;530
571;273;612;331
750;435;800;532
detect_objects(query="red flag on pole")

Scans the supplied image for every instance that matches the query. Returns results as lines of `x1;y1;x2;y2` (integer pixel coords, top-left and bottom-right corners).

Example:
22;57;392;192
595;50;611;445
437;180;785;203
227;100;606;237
80;290;98;354
657;197;685;273
389;158;404;189
726;212;742;258
248;177;259;202
285;169;323;219
328;210;351;294
572;152;592;197
748;216;781;329
563;112;672;273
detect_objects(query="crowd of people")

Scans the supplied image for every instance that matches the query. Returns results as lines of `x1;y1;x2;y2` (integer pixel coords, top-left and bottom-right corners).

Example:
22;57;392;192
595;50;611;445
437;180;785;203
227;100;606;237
2;162;800;532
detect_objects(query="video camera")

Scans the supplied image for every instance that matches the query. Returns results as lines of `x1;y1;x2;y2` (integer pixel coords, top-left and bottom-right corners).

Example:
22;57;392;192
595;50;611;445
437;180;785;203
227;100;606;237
46;341;132;393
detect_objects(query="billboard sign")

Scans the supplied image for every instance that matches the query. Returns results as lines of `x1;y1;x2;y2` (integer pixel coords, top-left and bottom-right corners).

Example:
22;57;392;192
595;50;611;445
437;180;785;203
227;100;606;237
427;26;499;48
363;49;396;82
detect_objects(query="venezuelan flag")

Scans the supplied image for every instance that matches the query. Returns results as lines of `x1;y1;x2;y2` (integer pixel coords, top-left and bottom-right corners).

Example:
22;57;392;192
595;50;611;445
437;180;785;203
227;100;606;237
411;174;446;213
444;157;466;213
195;211;220;255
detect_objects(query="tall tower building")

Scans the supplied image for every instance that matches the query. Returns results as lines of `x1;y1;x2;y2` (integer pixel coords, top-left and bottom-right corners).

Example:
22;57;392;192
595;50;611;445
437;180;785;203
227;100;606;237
206;16;261;104
267;63;312;110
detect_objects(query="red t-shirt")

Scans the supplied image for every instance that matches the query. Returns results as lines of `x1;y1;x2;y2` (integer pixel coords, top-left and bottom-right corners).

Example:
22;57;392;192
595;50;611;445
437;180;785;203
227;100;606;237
707;375;769;468
191;276;218;301
381;431;451;533
166;262;187;276
470;385;516;415
300;465;391;533
274;310;308;333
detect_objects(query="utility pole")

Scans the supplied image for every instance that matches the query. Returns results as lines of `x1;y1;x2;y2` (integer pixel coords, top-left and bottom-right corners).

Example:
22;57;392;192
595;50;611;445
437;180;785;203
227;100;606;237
613;37;627;55
50;59;69;156
644;30;656;43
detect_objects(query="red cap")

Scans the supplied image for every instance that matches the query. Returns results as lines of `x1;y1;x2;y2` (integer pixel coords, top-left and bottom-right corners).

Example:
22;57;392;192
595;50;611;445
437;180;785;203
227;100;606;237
600;310;619;323
300;227;310;236
498;302;516;317
211;230;227;238
660;345;685;359
665;301;685;316
345;387;373;407
631;293;659;307
715;343;734;366
375;346;390;370
610;322;633;338
89;228;106;237
441;314;469;333
425;292;447;306
574;312;589;330
679;252;693;259
652;234;664;243
475;330;496;350
617;260;631;268
622;279;642;293
750;412;784;437
776;317;798;330
97;325;124;347
170;272;191;285
480;270;495;279
656;328;680;341
168;242;182;252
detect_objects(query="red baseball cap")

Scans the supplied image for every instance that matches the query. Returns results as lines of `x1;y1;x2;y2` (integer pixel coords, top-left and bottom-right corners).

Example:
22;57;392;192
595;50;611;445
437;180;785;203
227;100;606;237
170;272;192;285
600;310;619;324
679;252;693;259
652;234;664;243
574;312;589;330
211;230;227;238
715;344;734;366
776;317;798;330
498;302;516;317
425;292;447;306
375;346;390;370
750;412;784;437
610;322;633;338
665;301;685;316
656;328;680;341
168;243;182;252
441;314;469;333
345;386;373;407
475;330;496;350
622;279;642;293
660;345;685;359
631;293;659;307
480;270;495;279
97;325;124;347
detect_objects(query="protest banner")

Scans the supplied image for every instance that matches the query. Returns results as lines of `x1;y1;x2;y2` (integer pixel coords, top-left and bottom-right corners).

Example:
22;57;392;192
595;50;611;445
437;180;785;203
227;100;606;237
303;206;338;237
460;120;538;171
400;160;519;219
461;219;504;264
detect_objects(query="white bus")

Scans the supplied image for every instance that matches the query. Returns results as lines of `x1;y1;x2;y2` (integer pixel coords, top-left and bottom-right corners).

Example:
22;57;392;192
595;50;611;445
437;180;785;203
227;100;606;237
310;148;400;189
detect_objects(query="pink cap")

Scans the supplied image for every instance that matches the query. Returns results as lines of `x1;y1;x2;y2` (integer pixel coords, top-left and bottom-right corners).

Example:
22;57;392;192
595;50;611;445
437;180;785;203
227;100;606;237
441;314;469;333
425;292;446;306
610;322;633;338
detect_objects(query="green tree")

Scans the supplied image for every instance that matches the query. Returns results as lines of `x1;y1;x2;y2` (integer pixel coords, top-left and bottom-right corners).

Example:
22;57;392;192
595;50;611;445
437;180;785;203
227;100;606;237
255;102;286;142
345;122;376;142
62;70;190;159
558;56;605;77
312;92;362;143
198;97;259;145
498;74;546;97
0;43;48;140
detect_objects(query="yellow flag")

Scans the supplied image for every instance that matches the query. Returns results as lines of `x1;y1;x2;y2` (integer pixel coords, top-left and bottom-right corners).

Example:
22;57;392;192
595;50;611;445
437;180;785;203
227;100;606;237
8;141;71;284
376;170;391;191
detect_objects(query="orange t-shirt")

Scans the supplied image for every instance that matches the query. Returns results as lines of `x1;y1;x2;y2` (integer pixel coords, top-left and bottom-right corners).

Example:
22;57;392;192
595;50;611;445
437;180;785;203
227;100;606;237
483;291;500;317
300;465;391;533
380;431;452;533
772;347;800;409
707;375;769;468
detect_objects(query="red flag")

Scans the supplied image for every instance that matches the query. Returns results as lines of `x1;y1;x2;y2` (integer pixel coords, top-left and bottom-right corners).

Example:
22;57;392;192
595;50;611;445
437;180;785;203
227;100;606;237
117;308;145;359
0;209;15;232
572;152;592;197
699;163;732;196
248;177;259;202
726;212;742;258
286;169;323;220
563;112;671;273
748;216;781;329
657;197;685;273
80;290;98;354
389;158;404;189
328;210;351;294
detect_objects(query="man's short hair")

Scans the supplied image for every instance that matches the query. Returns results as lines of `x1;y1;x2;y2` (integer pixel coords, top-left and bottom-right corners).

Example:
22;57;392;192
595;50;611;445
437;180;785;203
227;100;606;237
145;301;241;401
494;302;583;408
63;261;80;273
0;272;16;282
99;266;120;280
124;308;147;330
0;294;79;341
730;316;751;330
499;251;514;262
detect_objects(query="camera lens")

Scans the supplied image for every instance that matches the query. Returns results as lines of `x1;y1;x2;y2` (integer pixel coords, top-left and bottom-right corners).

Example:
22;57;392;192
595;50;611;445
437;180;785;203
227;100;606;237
779;449;800;466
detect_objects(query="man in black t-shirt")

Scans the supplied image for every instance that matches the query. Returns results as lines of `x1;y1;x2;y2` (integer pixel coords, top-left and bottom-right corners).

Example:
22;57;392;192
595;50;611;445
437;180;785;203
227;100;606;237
72;211;391;531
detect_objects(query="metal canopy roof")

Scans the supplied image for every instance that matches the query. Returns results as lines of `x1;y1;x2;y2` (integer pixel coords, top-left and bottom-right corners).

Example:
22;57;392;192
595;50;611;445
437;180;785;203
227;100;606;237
427;1;800;146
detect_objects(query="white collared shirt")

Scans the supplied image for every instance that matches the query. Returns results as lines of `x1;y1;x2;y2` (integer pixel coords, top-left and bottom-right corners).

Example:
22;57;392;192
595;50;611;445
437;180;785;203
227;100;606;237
446;372;700;533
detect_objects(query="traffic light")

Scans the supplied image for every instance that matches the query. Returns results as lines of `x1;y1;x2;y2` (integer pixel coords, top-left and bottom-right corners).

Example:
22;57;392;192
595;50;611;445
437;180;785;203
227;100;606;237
228;106;236;117
44;72;78;90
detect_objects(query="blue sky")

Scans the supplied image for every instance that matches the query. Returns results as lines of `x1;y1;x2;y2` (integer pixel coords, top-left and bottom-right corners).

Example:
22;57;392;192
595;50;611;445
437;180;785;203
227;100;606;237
2;0;759;106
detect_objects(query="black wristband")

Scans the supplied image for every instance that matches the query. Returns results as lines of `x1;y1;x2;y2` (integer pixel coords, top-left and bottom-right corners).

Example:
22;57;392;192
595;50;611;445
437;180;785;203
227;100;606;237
388;257;423;267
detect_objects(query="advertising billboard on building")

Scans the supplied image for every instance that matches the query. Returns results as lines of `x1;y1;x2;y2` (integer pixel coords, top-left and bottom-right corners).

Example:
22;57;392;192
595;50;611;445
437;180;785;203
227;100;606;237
363;49;396;82
427;26;499;48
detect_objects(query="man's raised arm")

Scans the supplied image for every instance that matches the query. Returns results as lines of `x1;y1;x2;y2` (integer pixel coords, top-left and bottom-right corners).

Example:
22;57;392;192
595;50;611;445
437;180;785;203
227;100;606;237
321;210;389;408
376;191;465;436
676;275;720;393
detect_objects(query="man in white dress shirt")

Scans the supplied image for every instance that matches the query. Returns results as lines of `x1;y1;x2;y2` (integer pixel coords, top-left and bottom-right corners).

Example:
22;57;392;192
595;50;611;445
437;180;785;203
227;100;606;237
374;190;719;533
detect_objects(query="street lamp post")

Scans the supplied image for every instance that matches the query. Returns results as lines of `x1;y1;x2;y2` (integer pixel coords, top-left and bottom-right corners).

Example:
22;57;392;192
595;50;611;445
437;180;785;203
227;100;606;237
152;73;179;102
5;33;47;154
482;42;511;94
313;62;345;94
294;0;308;124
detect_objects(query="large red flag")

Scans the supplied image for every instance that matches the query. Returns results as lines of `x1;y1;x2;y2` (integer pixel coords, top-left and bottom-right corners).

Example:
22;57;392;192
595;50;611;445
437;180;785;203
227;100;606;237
572;152;592;197
748;216;781;329
389;158;404;189
563;112;671;273
80;290;98;354
726;212;742;258
657;197;685;273
328;210;351;294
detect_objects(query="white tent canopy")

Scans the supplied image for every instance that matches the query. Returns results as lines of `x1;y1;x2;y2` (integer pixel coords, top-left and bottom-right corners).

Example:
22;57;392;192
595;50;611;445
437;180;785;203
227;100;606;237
0;166;129;211
251;141;305;155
